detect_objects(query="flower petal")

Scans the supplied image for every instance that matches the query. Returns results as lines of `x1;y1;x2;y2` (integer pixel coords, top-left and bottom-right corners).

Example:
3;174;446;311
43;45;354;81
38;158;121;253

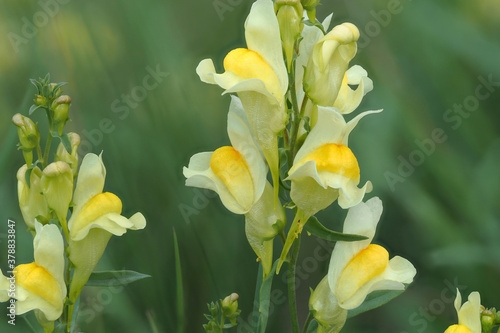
73;153;106;212
458;292;481;333
341;109;382;146
310;276;347;333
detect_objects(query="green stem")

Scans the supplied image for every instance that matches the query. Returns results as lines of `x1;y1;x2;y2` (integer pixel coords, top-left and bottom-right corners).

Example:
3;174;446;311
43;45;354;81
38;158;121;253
36;144;43;164
42;108;54;169
302;312;313;333
287;234;301;333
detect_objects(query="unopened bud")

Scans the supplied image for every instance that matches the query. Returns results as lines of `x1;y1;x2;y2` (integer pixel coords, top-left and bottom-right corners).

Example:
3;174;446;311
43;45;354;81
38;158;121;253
275;0;303;71
35;95;47;106
301;0;320;22
41;161;73;222
17;165;50;230
481;309;495;332
55;132;81;176
12;113;40;166
52;95;72;135
221;293;241;324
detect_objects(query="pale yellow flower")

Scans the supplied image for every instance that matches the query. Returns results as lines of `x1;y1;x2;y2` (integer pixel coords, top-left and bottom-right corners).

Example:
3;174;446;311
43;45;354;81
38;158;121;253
328;197;416;310
444;290;481;333
17;165;50;230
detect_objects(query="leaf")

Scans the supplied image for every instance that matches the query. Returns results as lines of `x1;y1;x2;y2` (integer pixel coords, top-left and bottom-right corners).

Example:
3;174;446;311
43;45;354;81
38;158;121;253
303;19;326;34
86;270;151;287
258;260;278;333
60;132;72;153
305;216;368;242
251;264;264;332
347;288;406;319
28;104;41;115
306;319;319;333
173;229;185;333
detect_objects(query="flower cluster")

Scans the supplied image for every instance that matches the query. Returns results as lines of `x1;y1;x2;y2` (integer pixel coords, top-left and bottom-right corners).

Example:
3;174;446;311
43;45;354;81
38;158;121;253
186;0;416;331
1;75;147;332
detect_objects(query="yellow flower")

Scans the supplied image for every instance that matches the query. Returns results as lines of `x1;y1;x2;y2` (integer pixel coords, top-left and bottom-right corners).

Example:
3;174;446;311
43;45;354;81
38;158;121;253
67;153;146;303
55;132;81;176
40;161;73;226
184;96;283;276
287;106;379;215
328;197;416;310
17;165;50;230
309;276;347;333
303;22;360;107
196;0;288;205
444;290;481;333
0;222;66;322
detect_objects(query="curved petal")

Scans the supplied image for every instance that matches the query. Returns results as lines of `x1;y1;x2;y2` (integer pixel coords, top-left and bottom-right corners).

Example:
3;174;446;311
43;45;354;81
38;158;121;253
341;109;382;146
333;66;374;114
73;153;106;212
33;223;66;300
245;0;288;98
128;212;147;230
337;180;372;209
13;283;62;320
71;212;134;241
310;276;347;333
458;292;481;333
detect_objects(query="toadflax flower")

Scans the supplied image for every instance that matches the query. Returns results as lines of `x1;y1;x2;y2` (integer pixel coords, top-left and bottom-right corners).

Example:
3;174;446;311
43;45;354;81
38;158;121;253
67;153;146;305
444;290;481;333
0;222;66;327
17;165;50;230
40;161;73;230
309;276;348;333
287;106;379;216
196;0;288;204
184;96;282;276
328;197;416;310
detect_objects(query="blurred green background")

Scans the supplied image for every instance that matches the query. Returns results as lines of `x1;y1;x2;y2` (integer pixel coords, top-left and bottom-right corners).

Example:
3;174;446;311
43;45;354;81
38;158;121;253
1;0;499;332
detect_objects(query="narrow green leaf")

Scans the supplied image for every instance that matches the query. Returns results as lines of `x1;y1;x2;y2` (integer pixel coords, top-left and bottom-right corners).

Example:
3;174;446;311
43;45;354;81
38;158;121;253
306;319;318;333
303;20;326;34
259;260;278;333
251;264;264;332
86;270;150;287
28;104;41;115
173;228;185;333
70;296;80;333
305;216;368;242
347;288;406;319
50;130;60;138
60;132;72;153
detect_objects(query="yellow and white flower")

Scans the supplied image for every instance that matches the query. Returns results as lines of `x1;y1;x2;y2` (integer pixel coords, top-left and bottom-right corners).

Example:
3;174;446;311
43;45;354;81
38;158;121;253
196;0;288;204
444;290;481;333
67;153;146;303
287;106;379;215
309;276;347;333
17;165;50;230
328;197;416;310
303;22;360;108
0;222;66;322
183;96;267;215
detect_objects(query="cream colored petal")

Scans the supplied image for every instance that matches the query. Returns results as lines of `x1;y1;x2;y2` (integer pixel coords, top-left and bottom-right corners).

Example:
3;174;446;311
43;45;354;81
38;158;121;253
292;106;346;170
310;276;348;333
225;78;277;102
341;109;382;146
244;0;288;97
13;284;62;320
73;153;106;211
333;66;373;115
458;292;481;333
337;180;372;209
71;212;134;241
33;223;66;300
128;212;146;230
454;289;463;315
328;198;383;296
0;270;10;302
228;96;267;204
196;59;218;85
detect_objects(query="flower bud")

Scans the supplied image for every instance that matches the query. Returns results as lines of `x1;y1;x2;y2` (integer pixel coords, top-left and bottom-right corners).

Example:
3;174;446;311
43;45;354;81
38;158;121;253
52;95;71;135
309;276;347;333
17;165;51;231
35;95;47;106
481;309;495;332
275;0;304;71
12;113;40;166
221;293;241;325
55;132;81;175
301;0;320;22
40;161;73;222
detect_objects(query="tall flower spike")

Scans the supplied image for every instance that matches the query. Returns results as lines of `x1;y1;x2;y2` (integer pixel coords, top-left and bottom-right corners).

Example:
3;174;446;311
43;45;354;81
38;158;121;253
0;222;66;326
17;165;50;230
196;0;288;206
287;106;379;216
444;290;481;333
328;197;416;310
309;276;348;333
67;153;146;306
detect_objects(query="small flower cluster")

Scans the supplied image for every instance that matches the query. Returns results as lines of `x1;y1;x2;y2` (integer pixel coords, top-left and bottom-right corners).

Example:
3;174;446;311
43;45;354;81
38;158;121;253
185;0;416;331
0;75;147;332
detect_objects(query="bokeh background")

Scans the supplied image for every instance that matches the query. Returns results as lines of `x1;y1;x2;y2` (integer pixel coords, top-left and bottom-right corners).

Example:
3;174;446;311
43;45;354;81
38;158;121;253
1;0;499;332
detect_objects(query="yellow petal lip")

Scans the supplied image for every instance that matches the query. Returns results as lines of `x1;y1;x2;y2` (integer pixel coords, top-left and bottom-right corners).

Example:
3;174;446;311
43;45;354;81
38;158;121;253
210;146;254;211
444;324;473;333
224;48;281;101
335;244;389;304
71;192;122;237
15;263;62;308
300;143;360;180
